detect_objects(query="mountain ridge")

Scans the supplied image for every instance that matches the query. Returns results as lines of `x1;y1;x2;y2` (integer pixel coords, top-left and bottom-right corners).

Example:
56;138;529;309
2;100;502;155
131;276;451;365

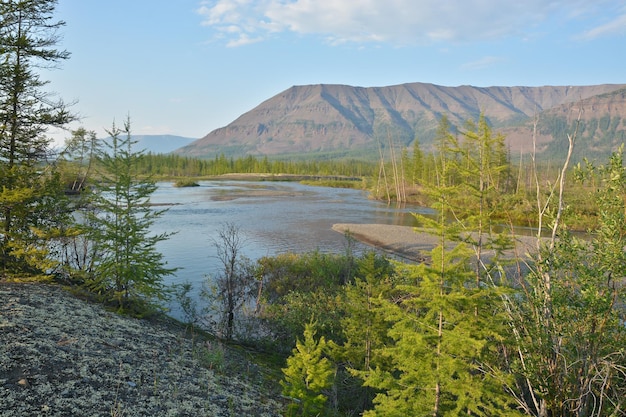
176;82;626;160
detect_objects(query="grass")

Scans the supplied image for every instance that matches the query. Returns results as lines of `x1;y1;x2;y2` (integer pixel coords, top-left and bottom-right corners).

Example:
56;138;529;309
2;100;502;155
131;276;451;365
173;178;200;187
299;178;365;189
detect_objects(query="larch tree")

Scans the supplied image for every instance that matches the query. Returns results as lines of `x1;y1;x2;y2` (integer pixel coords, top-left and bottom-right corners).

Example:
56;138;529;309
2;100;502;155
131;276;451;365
336;252;397;415
54;128;100;281
357;216;519;416
281;320;336;417
0;0;75;277
443;114;515;287
356;115;519;416
85;118;175;313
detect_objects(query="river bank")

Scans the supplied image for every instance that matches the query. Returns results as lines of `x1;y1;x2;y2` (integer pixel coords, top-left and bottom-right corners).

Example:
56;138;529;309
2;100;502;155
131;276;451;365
0;282;282;417
332;223;540;262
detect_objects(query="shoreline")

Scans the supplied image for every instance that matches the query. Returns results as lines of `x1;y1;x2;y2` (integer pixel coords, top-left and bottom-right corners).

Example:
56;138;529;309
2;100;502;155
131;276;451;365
332;223;437;262
332;223;540;262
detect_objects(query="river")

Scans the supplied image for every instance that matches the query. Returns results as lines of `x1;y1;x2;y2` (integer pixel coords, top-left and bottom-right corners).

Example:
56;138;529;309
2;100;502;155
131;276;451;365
149;180;430;317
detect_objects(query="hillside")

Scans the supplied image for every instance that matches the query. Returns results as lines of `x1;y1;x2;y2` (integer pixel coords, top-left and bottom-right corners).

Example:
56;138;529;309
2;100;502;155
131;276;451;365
175;82;626;160
501;87;626;159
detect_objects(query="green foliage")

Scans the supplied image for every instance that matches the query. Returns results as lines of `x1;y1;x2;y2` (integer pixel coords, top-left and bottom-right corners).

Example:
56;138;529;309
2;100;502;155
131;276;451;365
357;246;518;416
410;135;425;184
84;119;175;313
540;113;626;162
57;128;100;195
0;0;75;277
281;321;336;417
0;166;64;276
135;152;377;179
339;252;396;370
505;148;626;416
299;178;364;189
258;251;355;304
172;178;199;187
53;129;102;283
255;250;355;352
333;252;397;415
352;115;520;415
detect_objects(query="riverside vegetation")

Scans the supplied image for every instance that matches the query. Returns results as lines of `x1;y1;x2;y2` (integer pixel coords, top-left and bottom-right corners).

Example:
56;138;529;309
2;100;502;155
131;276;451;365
1;1;625;416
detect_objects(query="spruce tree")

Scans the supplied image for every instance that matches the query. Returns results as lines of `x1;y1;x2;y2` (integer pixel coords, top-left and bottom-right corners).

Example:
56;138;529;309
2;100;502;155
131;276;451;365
281;321;336;417
0;0;74;276
85;118;175;313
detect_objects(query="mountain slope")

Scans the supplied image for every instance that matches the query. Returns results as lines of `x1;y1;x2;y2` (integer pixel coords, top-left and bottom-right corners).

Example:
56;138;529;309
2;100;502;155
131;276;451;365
502;87;626;159
176;82;626;159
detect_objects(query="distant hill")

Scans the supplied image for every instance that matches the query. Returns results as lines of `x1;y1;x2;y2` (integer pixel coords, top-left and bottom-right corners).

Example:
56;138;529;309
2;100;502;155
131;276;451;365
130;135;197;154
175;82;626;161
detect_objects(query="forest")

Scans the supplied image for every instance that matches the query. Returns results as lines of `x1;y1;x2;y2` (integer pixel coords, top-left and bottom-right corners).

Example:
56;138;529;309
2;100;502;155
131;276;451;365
1;1;625;416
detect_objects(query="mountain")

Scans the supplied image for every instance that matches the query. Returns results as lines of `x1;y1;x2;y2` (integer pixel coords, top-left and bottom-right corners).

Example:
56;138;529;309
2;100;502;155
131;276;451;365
500;87;626;159
131;135;197;154
175;83;626;160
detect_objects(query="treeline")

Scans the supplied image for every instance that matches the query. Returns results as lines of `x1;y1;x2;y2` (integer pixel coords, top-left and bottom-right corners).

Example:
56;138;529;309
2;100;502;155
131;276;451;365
135;152;378;178
540;113;625;160
133;117;596;230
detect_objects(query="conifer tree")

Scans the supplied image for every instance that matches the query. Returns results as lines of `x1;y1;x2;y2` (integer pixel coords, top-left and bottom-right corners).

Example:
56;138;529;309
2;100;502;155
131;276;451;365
358;243;519;415
411;135;424;185
340;252;395;372
281;321;336;417
443;114;514;285
335;252;396;414
0;0;75;276
356;115;519;416
85;118;175;312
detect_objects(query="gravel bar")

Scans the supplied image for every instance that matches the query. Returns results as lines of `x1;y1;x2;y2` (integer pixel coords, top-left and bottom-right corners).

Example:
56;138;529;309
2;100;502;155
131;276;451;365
332;223;540;262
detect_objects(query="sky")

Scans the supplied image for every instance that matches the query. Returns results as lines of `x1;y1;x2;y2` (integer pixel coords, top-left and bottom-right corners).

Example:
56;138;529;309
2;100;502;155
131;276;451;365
43;0;626;144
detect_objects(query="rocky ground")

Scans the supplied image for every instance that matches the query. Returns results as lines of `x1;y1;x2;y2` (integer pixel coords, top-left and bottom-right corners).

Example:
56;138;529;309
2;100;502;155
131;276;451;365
0;283;283;417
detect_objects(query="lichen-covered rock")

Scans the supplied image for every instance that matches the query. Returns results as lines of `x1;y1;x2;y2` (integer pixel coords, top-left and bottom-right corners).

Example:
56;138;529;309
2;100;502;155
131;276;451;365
0;283;281;417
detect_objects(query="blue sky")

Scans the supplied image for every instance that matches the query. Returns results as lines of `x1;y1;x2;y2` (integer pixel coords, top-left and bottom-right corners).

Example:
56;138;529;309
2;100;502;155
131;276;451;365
45;0;626;144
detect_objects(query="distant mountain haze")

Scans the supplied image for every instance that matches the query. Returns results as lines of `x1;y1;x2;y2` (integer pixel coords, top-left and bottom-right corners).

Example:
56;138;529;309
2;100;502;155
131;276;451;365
96;135;197;154
175;82;626;161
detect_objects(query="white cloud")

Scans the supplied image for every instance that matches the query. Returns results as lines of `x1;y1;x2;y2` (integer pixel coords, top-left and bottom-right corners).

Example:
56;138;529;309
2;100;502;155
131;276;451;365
197;0;620;47
226;33;264;47
577;13;626;40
